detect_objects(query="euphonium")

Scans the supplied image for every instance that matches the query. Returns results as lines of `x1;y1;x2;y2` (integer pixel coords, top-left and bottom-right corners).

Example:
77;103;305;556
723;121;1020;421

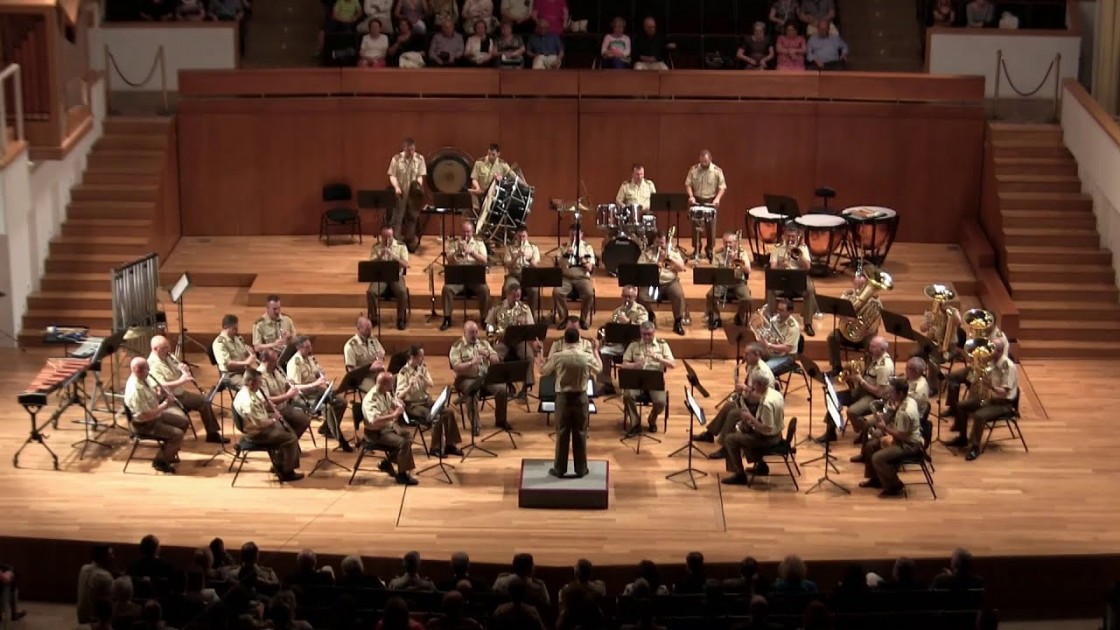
840;264;894;342
748;305;783;345
923;283;960;360
964;337;996;403
841;357;866;381
963;308;996;340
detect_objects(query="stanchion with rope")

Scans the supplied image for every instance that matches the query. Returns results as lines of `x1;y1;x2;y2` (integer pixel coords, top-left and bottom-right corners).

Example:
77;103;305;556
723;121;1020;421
992;49;1061;122
103;45;169;115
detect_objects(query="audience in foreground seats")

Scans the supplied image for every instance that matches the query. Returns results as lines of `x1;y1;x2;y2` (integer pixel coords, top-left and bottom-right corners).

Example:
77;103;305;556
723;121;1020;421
110;576;142;627
493;553;551;612
632;17;669;70
600;17;632;69
674;552;716;594
390;551;437;592
492;577;546;629
559;558;607;607
932;0;956;26
773;554;818;594
495;20;526;68
338;554;387;589
932;548;985;590
806;20;848;70
775;21;807;70
427;590;483;629
395;0;429;35
439;551;489;593
738;21;775;70
77;543;115;624
527;19;564;69
0;562;25;622
623;560;670;597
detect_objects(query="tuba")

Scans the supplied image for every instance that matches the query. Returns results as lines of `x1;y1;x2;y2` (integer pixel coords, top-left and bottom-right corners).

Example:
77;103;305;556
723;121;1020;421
748;305;783;345
840;264;893;342
964;337;996;403
924;283;961;361
963;308;996;340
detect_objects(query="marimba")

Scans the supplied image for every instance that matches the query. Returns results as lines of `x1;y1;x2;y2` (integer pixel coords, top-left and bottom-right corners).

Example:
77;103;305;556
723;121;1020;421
14;358;91;469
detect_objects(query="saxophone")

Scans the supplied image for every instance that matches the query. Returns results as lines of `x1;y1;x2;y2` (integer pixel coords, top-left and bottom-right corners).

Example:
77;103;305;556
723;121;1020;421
840;264;893;342
923;283;960;361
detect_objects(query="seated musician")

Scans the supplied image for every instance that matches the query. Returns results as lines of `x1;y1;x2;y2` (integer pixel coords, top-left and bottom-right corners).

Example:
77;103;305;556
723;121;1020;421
856;377;922;498
815;336;893;444
615;163;656;215
635;230;688;335
694;343;774;458
440;220;490;331
706;232;752;330
212;314;258;389
396;344;462;458
252;295;297;355
721;371;785;485
485;282;540;395
685;149;727;261
502;225;541;305
851;357;930;461
940;323;1008;420
469;142;511;214
287;336;352;451
596;286;648;387
257;348;313;440
343;316;386;396
450;321;508;436
366;226;411;330
826;272;884;374
765;224;819;337
124;357;192;474
551;224;597;331
233;368;305;482
621;321;675;434
360;372;419;486
950;337;1018;461
147;335;226;444
763;298;801;376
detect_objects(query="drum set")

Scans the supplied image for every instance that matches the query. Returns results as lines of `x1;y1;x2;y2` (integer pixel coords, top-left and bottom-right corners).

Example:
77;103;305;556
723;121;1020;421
744;203;900;275
594;203;659;276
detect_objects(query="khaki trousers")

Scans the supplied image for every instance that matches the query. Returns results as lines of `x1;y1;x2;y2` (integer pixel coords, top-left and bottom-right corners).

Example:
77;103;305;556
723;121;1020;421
179;391;220;436
390;189;423;248
443;281;490;321
132;409;191;462
725;430;781;475
863;439;922;491
367;279;410;323
955;399;1015;447
455;375;508;430
707;282;752;322
623;388;665;430
553;275;595;322
637;278;686;322
554;392;589;474
248;422;301;474
364;424;416;473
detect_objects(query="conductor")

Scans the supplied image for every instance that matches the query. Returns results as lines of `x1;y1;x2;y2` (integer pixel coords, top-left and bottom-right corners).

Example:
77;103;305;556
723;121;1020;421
540;328;603;478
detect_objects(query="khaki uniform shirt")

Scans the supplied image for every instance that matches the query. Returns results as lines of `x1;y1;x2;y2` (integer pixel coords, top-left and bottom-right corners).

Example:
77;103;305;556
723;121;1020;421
450;337;497;379
548;337;593;357
124;374;160;417
259;365;293;409
395;363;433;404
212;332;252;374
287;352;323;386
233;386;272;438
559;240;596;279
611;301;649;326
615;178;657;208
449;237;488;266
639;246;685;285
771;315;801;356
623;338;674;372
770;243;811;270
471;157;511;191
746;387;785;437
344;334;385;369
541;345;602;392
486;300;535;336
147;352;186;396
253;314;296;348
909;376;931;415
717;246;751;275
685;163;727;200
746;358;775;389
990;354;1019;401
889;396;922;446
503;240;541;273
369;239;409;276
388;151;427;192
864;353;895;390
360;388;399;429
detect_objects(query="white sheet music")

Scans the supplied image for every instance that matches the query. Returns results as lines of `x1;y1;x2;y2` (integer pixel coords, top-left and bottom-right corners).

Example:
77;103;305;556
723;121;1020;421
685;386;706;426
429;386;450;423
169;272;192;304
825;393;844;429
823;374;841;408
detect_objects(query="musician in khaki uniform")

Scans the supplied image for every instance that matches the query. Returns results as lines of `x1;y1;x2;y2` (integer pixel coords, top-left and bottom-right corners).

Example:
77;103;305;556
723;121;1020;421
343;317;386;395
552;224;596;330
147;335;225;443
450;321;507;435
361;372;418;486
827;273;884;374
694;343;774;456
597;286;647;377
469;143;512;215
763;298;801;376
287;336;351;450
685;150;727;260
851;356;930;448
367;226;411;330
857;378;922;497
941;322;1008;418
124;357;191;473
440;220;490;331
212;314;258;389
485;282;539;391
233;369;304;482
252;295;297;355
636;231;688;335
816;336;893;444
615;164;656;212
551;316;595;357
502;225;542;305
540;328;603;478
621;321;675;433
706;232;752;329
396;345;462;457
766;224;819;336
721;372;785;484
257;348;313;440
952;337;1018;461
388;137;427;249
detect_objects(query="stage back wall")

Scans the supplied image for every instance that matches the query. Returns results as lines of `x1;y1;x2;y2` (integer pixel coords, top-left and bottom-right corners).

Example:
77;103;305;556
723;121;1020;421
176;69;985;241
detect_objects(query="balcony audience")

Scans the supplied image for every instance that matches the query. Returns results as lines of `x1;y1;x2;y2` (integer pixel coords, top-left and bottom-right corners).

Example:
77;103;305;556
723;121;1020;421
461;0;497;34
737;21;775;70
532;0;568;35
966;0;995;27
769;0;800;32
362;0;393;32
139;0;176;21
806;20;848;70
390;19;427;67
359;18;390;67
632;16;669;70
495;21;527;68
430;0;458;29
600;17;632;69
501;0;535;33
800;0;838;36
775;21;807;70
176;0;206;20
395;0;429;35
527;19;564;69
429;19;465;66
465;19;497;66
932;0;956;27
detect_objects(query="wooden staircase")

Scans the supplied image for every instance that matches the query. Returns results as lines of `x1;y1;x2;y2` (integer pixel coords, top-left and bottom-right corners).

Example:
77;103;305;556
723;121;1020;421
18;117;172;345
989;123;1120;358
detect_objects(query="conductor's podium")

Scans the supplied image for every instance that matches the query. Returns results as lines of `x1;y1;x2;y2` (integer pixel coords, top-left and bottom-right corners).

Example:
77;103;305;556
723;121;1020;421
518;459;610;510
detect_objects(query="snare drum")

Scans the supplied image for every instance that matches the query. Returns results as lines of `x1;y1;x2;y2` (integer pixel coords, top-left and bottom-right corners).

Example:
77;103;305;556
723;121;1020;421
795;214;847;276
746;205;785;265
596;204;619;230
841;206;899;266
601;236;642;277
689;205;716;223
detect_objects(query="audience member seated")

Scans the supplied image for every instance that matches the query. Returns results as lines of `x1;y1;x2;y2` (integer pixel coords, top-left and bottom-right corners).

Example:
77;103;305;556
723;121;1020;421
966;0;994;27
931;0;955;26
527;19;564;69
931;548;985;590
461;0;497;33
559;558;607;607
799;0;838;36
331;594;361;630
88;598;113;630
491;578;546;630
600;17;632;69
495;21;526;68
285;549;335;589
632;17;669;70
430;0;458;29
159;572;206;629
620;606;668;630
395;0;429;35
176;0;206;20
328;0;364;34
801;600;833;629
337;554;386;589
556;583;606;629
622;560;670;597
830;563;869;601
674;552;715;595
438;552;489;593
235;541;281;596
77;544;115;624
359;18;390;67
429;19;465;66
389;551;437;591
267;597;313;630
737;21;775;69
772;554;818;594
734;594;780;630
207;0;243;21
775;21;807;70
390;19;427;67
807;20;848;70
110;576;143;627
493;553;550;612
210;537;235;571
502;0;534;33
723;557;762;597
426;590;482;630
184;568;220;607
362;0;393;32
869;556;925;591
769;0;799;32
194;545;229;587
465;19;497;66
0;562;24;622
379;596;425;630
139;0;176;21
533;0;568;35
129;534;175;590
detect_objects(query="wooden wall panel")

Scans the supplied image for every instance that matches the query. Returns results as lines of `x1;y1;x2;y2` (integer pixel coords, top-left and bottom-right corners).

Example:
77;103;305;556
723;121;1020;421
578;102;662;233
493;101;579;235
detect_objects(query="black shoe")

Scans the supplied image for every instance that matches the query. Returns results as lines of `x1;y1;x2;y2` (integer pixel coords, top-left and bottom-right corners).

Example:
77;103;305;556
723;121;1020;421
439;317;452;331
152;460;176;474
805;324;815;337
547;468;564;478
625;425;642;437
733;313;745;326
965;446;981;461
206;433;230;444
580;320;589;331
339;439;354;453
721;473;749;485
850;455;865;463
813;433;836;444
280;471;305;482
576;468;590;478
692;432;715;443
945;435;968;448
879;486;905;498
748;463;770;476
317;424;329;435
496;421;513;431
646;423;658;433
673;319;685;336
859;478;883;489
429;448;445;458
709;317;722;331
397;319;406;330
378;460;396;476
396;474;419;486
446;445;463;456
707;447;727;460
938;408;957;419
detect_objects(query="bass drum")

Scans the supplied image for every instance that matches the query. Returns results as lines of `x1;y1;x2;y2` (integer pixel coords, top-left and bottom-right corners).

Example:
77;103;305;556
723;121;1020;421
492;175;534;226
427;147;474;194
601;236;642;277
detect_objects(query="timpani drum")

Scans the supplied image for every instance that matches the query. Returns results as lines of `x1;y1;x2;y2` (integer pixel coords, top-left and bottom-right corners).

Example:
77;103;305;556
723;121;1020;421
842;206;899;266
746;205;786;266
795;214;848;276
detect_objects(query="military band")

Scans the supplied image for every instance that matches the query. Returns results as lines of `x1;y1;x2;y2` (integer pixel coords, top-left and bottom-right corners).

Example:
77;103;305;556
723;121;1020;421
257;348;314;440
287;336;351;450
621;321;675;434
360;372;419;485
233;368;305;482
706;232;752;329
765;223;819;337
147;335;226;444
485;282;539;392
694;343;774;458
826;270;888;374
635;231;688;336
948;336;1018;461
252;295;296;354
502;226;542;305
761;298;801;375
720;371;785;484
343;317;387;395
450;321;508;435
616;164;656;211
817;336;893;444
367;226;411;330
684;150;726;261
551;225;597;330
388;137;427;250
855;377;922;497
125;357;193;474
469;143;512;215
396;345;463;458
212;314;258;389
540;327;603;478
440;220;491;331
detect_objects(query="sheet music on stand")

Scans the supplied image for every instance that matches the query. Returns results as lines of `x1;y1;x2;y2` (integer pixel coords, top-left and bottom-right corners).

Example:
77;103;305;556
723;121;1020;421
823;374;841;411
169;272;192;304
430;385;450;420
538;379;598;414
311;381;336;416
684;387;707;427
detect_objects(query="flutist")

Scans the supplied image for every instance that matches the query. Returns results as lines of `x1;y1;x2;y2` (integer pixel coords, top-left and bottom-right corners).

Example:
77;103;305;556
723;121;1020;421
361;372;419;486
706;231;752;330
252;295;297;354
233;368;305;482
212;314;258;389
258;348;314;440
502;225;541;305
856;378;922;498
636;230;688;336
387;137;427;250
125;357;191;474
439;220;490;331
367;225;411;330
147;335;227;444
551;223;596;331
693;343;774;458
396;344;463;458
287;336;352;451
343;316;386;395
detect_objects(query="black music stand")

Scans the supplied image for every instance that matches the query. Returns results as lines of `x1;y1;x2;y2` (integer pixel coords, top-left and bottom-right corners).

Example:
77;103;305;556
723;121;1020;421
86;329;128;424
765;269;808;300
694;267;739;367
649;192;691;254
415;386;454;484
442;264;487;323
521;266;563;324
816;295;858;346
421;194;469;295
800;365;840;472
358;260;402;337
307;383;351;477
618;368;664;454
881;309;916;363
339;364;373;399
599;322;640;397
503;323;548;407
15;392;59;469
357;188;397;232
805;374;850;495
667;386;711;490
763;193;801;219
669;359;710;454
794;355;824;448
477;360;529;448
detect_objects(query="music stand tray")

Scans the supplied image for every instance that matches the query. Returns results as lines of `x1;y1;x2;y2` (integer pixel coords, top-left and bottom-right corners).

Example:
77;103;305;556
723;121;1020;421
339;364;373;398
358;260;403;335
603;323;641;348
765;269;808;296
431;192;472;211
694;267;739;365
445;264;486;286
763;193;801;218
616;264;660;289
815;294;858;342
617;368;665;454
520;266;563;322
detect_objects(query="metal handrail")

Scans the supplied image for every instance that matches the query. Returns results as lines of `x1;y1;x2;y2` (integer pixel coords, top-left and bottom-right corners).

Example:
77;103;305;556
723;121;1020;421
103;44;168;114
993;49;1062;121
0;63;25;158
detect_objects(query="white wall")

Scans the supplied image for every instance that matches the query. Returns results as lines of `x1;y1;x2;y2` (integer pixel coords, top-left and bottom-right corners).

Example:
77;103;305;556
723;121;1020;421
929;30;1081;99
1062;83;1120;290
90;23;238;91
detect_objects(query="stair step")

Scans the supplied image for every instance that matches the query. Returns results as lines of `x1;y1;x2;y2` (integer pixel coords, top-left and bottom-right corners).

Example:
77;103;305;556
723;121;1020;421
103;117;173;135
1004;227;1100;248
21;309;115;330
85;151;165;169
1000;209;1096;229
989;123;1063;143
1004;246;1113;266
995;173;1081;193
1019;319;1120;342
61;218;152;238
27;291;113;310
83;161;163;175
1016;300;1120;321
40;272;111;292
50;235;150;256
67;201;155;220
71;183;159;203
1017;339;1120;359
45;253;138;273
993;157;1078;176
1012;281;1119;301
96;134;169;151
992;141;1071;159
83;170;163;185
997;191;1092;211
1007;262;1117;284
